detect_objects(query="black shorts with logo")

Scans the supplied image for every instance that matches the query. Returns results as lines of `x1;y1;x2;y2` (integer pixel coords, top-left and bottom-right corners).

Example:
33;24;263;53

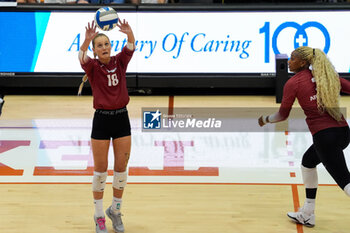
91;107;131;140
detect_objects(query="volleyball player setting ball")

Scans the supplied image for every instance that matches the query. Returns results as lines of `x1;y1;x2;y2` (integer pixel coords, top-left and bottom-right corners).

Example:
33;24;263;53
259;46;350;228
78;7;135;233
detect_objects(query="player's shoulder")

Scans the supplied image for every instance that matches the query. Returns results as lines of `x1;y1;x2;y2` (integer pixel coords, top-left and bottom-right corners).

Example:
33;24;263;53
109;54;118;64
294;69;312;78
284;73;299;90
290;70;312;83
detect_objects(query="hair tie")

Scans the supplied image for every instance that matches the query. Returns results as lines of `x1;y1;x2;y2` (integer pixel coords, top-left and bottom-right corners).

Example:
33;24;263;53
313;48;315;57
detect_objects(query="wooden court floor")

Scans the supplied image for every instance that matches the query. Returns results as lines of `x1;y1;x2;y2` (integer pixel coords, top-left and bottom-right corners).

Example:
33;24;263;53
1;95;350;233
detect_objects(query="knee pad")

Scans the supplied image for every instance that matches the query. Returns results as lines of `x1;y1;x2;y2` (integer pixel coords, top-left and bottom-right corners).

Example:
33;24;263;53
113;171;128;190
344;183;350;197
92;171;108;192
301;165;318;189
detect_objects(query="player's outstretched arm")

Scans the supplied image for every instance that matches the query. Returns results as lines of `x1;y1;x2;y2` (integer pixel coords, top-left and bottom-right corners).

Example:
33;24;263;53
258;112;287;127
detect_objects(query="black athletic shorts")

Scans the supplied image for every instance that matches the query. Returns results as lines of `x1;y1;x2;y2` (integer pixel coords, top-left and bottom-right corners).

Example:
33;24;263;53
91;107;131;140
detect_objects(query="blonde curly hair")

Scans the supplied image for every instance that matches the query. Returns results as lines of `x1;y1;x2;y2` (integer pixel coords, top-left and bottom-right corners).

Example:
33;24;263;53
294;46;342;121
295;46;342;121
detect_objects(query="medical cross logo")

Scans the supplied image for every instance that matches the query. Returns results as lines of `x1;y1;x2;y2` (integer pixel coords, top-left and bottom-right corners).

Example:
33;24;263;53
143;110;162;129
272;21;330;55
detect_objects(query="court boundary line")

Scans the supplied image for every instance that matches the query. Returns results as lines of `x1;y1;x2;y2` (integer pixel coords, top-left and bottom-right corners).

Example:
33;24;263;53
0;182;338;186
291;184;304;233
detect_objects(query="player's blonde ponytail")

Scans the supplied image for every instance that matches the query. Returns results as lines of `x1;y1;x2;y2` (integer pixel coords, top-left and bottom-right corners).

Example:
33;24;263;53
78;74;88;96
295;46;342;121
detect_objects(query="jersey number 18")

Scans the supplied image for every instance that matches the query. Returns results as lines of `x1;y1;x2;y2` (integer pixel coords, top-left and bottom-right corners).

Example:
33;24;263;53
107;74;119;86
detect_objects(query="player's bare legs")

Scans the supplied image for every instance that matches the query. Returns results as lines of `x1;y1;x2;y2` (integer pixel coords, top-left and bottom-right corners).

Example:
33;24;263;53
91;139;110;233
105;135;131;233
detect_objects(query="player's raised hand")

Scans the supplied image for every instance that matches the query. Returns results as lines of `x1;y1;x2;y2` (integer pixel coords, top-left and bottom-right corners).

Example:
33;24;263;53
117;19;133;35
85;21;98;41
117;19;135;44
258;116;265;127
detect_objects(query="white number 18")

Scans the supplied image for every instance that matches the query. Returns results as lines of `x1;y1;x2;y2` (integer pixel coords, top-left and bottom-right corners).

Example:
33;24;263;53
107;74;119;86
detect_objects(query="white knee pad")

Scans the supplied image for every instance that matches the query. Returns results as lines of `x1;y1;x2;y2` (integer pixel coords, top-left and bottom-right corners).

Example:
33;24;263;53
344;183;350;197
92;171;108;192
113;171;128;190
301;165;318;189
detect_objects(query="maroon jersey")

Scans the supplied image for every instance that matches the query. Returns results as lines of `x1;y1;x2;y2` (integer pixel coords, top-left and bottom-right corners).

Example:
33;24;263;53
279;69;350;135
80;46;134;110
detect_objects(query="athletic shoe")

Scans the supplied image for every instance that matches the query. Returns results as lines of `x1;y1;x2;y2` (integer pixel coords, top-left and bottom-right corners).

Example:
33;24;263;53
106;206;124;233
287;206;315;227
94;216;108;233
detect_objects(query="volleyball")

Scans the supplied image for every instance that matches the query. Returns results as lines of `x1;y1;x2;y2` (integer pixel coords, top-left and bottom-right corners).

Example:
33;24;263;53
94;7;119;31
